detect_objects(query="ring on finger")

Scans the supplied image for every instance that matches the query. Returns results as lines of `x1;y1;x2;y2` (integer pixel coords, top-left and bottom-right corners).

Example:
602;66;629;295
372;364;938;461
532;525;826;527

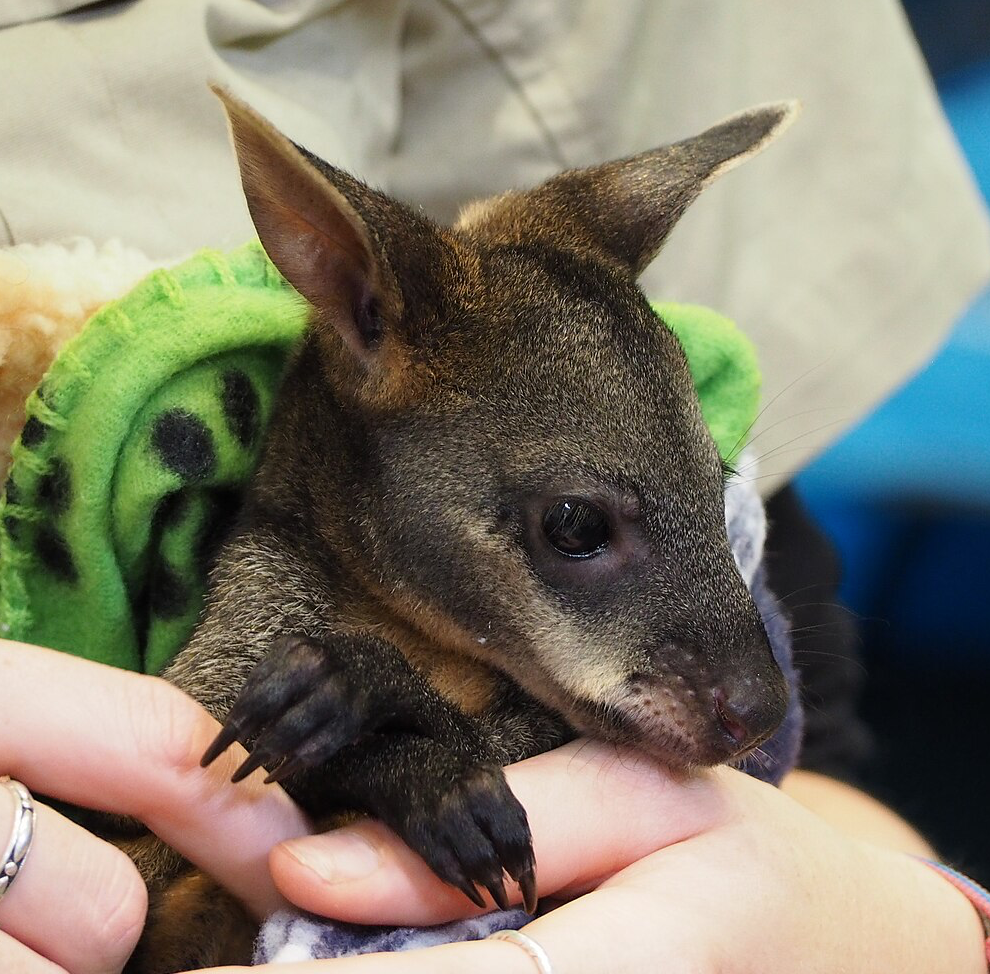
0;776;36;904
488;929;554;974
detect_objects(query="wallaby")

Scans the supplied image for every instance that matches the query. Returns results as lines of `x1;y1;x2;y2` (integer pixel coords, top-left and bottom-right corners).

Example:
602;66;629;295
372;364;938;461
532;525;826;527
124;88;798;972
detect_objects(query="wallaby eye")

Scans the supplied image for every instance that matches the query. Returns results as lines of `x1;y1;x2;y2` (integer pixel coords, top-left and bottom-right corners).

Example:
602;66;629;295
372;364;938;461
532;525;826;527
542;498;609;558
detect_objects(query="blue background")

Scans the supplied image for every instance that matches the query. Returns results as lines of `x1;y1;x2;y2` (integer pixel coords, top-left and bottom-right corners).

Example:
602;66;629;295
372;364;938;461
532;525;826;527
794;1;990;876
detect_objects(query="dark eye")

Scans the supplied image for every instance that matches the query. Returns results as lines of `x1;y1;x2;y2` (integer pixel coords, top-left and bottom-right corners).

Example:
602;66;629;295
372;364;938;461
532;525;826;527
542;498;609;558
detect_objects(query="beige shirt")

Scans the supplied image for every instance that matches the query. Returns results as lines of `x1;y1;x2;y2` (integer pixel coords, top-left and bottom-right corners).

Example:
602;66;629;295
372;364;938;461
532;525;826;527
2;0;988;490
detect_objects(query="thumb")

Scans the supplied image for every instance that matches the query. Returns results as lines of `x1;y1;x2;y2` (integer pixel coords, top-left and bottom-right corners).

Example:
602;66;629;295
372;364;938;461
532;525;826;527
269;740;726;925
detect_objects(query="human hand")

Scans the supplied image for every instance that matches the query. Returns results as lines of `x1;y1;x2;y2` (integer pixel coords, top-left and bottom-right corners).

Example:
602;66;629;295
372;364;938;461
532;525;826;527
0;639;310;974
218;740;984;974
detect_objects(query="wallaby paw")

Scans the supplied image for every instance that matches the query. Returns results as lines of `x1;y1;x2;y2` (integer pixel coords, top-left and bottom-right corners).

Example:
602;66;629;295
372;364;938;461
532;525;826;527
399;762;538;914
200;634;374;784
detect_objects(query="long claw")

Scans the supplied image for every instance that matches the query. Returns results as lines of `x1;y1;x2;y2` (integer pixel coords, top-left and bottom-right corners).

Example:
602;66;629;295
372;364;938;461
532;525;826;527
483;875;510;911
459;881;487;910
518;867;538;914
264;754;307;785
200;724;241;767
230;748;271;783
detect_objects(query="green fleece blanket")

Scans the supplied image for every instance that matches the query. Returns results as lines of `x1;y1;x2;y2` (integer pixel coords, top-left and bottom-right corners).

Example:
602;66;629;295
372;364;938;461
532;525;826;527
0;241;759;674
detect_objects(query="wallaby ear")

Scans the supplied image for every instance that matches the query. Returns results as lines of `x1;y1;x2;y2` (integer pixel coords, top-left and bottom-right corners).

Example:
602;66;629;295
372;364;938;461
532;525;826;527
211;84;395;363
460;101;800;276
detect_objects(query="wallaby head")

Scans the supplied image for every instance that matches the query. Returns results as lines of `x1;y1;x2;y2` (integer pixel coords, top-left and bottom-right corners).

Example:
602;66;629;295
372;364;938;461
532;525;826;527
214;86;798;769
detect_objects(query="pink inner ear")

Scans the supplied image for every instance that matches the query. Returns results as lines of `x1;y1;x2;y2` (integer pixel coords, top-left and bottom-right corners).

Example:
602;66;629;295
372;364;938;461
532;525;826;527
304;231;384;358
245;178;384;361
219;90;386;361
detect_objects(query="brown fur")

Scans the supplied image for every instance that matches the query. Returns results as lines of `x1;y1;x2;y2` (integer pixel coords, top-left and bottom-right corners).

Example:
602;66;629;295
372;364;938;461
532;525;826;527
128;871;255;971
118;90;800;971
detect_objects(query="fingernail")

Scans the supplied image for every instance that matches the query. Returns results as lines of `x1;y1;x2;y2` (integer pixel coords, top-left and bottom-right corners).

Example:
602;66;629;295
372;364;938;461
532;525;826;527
282;829;382;883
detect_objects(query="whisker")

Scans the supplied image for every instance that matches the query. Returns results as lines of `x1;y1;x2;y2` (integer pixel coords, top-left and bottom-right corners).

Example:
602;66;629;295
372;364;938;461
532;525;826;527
734;417;850;471
730;405;845;463
724;353;838;465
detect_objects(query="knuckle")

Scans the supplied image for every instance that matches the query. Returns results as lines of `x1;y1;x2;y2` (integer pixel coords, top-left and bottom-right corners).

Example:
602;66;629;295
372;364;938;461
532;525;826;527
86;847;149;970
99;877;148;968
131;677;220;790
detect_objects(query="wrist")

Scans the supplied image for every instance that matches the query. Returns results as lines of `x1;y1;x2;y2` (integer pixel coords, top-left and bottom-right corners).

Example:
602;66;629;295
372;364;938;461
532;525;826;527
881;849;989;974
915;859;990;969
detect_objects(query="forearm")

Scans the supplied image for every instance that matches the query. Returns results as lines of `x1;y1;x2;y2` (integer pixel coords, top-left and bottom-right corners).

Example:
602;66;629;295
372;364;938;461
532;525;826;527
781;770;934;855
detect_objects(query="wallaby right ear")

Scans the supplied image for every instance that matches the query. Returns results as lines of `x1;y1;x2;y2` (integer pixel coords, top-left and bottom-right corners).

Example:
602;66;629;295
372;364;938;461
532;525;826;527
460;101;800;276
211;85;396;365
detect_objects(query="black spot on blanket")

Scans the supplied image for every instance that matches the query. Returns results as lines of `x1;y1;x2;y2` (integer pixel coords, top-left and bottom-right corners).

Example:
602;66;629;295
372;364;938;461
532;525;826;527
150;559;190;619
20;417;47;449
153;491;190;531
152;411;216;481
221;370;260;448
38;458;71;515
4;477;18;506
195;489;242;576
3;515;21;543
35;526;77;583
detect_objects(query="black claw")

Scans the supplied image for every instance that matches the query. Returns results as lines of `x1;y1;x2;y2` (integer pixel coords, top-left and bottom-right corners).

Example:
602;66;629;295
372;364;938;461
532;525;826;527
433;846;488;910
466;775;536;912
264;754;306;785
457;879;487;910
518;867;538;914
200;724;241;767
230;748;271;783
483;875;510;911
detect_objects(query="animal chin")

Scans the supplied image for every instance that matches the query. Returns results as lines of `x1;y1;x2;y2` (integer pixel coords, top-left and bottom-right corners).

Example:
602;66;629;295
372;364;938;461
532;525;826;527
554;695;690;769
526;673;740;769
617;719;712;768
586;696;738;769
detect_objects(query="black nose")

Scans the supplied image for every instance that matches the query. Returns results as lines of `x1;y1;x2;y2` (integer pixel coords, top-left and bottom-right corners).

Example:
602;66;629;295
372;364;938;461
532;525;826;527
712;686;783;753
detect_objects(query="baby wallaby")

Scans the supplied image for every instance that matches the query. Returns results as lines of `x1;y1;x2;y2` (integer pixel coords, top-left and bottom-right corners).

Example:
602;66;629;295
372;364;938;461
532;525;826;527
132;90;797;971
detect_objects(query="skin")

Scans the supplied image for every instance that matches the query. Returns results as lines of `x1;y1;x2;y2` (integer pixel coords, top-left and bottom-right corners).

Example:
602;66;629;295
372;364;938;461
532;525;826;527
1;637;985;974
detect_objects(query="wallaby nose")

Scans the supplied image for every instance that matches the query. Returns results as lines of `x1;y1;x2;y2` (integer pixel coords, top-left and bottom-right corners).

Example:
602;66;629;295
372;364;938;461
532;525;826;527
712;686;781;753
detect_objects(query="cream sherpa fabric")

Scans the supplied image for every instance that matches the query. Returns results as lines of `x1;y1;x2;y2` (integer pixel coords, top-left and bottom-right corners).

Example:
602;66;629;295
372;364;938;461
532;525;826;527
0;239;159;479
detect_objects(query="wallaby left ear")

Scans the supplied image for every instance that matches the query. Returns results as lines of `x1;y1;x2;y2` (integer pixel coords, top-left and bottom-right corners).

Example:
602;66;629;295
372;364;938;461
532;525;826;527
461;101;800;276
211;84;399;365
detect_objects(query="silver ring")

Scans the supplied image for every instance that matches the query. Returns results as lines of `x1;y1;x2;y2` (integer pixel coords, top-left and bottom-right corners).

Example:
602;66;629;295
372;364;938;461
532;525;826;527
487;929;553;974
0;776;35;903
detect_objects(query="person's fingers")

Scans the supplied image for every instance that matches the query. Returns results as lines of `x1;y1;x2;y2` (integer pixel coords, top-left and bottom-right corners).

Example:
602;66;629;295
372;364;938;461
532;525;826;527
0;641;311;918
518;889;712;974
0;796;146;974
0;930;69;974
238;845;728;974
191;891;711;974
179;941;534;974
270;739;730;925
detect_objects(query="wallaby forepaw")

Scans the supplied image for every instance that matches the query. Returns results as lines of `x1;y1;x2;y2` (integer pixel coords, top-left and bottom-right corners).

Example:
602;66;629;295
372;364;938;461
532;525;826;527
400;763;538;914
200;635;539;912
201;634;372;783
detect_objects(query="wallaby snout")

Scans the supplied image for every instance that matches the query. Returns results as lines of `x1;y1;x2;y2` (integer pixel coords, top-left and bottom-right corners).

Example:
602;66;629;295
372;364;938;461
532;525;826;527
612;624;788;767
712;677;788;755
